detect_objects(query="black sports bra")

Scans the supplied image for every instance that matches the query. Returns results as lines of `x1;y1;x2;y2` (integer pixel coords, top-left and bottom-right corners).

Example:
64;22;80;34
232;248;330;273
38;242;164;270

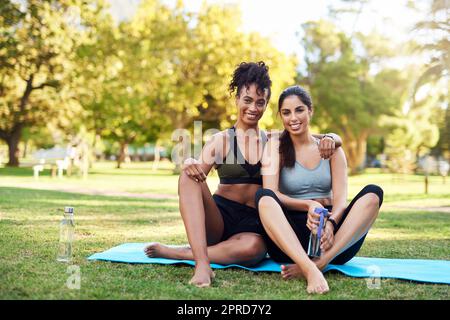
215;127;268;185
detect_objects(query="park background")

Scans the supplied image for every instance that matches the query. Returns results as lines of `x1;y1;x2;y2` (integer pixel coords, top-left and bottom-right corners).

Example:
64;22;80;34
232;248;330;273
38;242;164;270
0;0;449;299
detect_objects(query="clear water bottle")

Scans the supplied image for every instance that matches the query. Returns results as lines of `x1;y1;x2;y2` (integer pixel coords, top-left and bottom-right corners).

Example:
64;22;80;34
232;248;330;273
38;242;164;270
57;207;75;263
307;207;329;258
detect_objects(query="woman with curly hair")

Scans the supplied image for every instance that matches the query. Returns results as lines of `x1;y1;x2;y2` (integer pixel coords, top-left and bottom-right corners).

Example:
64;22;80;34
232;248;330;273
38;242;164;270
146;63;341;288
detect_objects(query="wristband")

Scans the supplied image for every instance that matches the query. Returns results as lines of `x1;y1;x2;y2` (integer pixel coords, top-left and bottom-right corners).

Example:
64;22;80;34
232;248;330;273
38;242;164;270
327;218;338;233
323;134;335;141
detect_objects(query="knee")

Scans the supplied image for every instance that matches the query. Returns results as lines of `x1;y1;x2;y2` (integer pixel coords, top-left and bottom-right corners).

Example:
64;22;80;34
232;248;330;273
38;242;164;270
178;171;196;195
362;184;384;208
237;236;267;265
245;236;267;256
255;188;279;212
258;196;277;212
177;173;185;195
178;171;189;185
365;193;380;210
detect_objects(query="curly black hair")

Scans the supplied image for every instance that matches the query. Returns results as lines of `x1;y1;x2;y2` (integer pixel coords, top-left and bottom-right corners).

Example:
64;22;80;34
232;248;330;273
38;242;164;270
228;61;272;101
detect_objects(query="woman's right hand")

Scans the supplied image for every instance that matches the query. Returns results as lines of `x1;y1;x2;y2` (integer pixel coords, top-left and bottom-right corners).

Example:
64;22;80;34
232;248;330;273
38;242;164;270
182;158;207;182
306;201;324;231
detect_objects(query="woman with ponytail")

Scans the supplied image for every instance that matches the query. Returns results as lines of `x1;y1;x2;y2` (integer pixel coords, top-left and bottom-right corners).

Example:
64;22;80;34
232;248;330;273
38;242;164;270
255;86;384;294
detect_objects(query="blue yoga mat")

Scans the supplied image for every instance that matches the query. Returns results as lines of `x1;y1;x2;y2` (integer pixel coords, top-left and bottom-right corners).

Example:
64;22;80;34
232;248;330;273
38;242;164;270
88;243;450;285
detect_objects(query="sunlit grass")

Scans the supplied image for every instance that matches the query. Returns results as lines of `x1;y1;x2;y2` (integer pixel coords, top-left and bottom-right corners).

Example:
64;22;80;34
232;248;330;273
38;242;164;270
0;163;449;299
1;162;448;199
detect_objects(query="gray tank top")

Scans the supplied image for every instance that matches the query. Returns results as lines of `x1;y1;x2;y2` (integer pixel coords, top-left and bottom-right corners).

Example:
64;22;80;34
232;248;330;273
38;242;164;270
279;159;332;199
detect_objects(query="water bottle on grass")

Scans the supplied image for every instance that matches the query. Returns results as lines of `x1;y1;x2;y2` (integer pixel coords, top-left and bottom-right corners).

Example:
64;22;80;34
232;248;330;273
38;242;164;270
57;207;75;263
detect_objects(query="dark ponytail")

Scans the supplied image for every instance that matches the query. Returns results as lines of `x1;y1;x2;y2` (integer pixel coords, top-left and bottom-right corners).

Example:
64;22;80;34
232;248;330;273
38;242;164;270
279;130;296;168
278;86;313;168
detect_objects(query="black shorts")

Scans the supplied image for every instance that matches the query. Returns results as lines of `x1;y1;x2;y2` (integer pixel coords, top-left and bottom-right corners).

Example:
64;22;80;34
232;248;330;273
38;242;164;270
254;184;384;265
213;194;264;242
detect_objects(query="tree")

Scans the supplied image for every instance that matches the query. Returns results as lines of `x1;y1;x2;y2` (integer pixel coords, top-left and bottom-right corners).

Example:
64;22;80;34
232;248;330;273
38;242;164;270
180;3;297;132
0;0;101;166
77;0;182;168
299;20;408;173
431;99;450;159
382;97;440;174
412;0;449;159
116;1;296;167
411;0;449;100
75;1;297;170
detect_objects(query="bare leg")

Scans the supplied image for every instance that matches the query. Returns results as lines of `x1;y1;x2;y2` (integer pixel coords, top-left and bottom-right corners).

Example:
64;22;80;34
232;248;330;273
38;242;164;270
282;192;381;279
164;172;224;287
315;192;381;270
145;232;267;266
258;196;329;294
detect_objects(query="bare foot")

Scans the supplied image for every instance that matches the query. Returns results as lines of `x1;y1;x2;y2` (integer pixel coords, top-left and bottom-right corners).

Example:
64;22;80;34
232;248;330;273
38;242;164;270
189;263;215;288
280;258;329;280
144;242;190;259
313;257;328;271
281;264;305;280
304;266;329;295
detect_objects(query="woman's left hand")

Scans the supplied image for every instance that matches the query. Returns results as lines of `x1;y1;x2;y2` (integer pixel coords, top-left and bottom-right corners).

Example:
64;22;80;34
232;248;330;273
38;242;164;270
320;222;335;252
318;136;336;159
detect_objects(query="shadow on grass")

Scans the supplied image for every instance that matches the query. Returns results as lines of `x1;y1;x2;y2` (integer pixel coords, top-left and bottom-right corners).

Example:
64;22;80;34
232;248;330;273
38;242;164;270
0;187;178;204
88;169;177;177
374;211;450;244
0;166;177;178
383;193;450;202
0;167;42;177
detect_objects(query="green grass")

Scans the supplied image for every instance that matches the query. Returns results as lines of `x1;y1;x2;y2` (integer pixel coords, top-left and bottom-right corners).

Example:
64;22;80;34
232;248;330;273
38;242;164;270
0;162;449;299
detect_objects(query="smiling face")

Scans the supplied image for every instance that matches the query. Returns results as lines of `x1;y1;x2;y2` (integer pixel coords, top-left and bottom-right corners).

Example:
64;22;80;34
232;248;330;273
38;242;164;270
279;95;313;136
236;83;269;126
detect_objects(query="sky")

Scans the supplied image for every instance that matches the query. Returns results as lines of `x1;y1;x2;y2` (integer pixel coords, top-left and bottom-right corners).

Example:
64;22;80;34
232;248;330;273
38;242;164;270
106;0;427;59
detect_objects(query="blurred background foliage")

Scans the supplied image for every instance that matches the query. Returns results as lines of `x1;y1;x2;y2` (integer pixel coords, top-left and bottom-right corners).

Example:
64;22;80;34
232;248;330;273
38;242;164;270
0;0;448;173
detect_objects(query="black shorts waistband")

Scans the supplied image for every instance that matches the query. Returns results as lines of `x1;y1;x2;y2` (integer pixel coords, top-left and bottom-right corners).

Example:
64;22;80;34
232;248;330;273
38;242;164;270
213;194;257;212
219;177;262;185
255;188;332;213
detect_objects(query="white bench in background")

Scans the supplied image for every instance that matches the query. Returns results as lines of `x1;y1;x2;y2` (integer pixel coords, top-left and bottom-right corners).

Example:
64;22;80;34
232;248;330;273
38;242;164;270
32;147;73;179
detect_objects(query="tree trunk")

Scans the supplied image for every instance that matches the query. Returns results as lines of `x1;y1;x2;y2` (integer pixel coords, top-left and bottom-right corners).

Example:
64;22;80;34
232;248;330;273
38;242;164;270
117;142;129;169
6;126;23;167
4;75;35;167
342;131;368;174
22;139;28;158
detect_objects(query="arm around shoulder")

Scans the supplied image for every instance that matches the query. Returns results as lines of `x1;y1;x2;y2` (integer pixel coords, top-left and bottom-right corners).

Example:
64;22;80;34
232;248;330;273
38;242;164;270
327;133;342;148
312;132;343;148
329;147;348;223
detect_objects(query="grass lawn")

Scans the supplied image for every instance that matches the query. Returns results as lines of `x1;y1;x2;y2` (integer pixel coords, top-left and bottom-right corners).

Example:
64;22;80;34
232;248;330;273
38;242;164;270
0;162;449;300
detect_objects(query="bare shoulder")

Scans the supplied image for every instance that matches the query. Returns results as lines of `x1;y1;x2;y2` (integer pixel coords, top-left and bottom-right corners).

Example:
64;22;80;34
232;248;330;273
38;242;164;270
206;130;228;145
330;146;346;163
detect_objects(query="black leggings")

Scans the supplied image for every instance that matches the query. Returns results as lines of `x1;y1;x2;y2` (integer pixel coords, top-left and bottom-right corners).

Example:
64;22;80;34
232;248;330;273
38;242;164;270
255;184;384;265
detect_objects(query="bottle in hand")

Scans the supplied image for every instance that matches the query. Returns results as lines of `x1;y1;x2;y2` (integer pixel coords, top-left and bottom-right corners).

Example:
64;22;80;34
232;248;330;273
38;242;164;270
307;207;329;258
